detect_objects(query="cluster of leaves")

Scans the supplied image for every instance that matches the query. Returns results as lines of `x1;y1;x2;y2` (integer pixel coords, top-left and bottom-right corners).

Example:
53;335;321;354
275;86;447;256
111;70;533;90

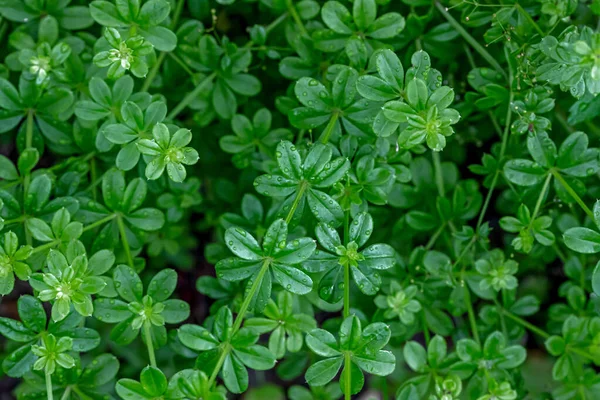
1;0;600;399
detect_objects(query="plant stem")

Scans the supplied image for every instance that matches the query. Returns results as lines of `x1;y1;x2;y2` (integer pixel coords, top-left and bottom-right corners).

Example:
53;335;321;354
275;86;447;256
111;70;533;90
476;46;514;231
82;214;117;232
550;169;595;220
503;310;593;360
344;352;352;400
425;222;446;250
432;152;445;197
170;0;186;29
514;3;544;36
90;157;98;201
531;173;552;220
168;52;195;77
232;259;270;333
463;283;481;345
140;0;186;91
320;113;339;144
421;311;431;345
141;52;167;92
59;386;71;400
143;322;157;367
286;0;308;36
117;215;135;268
435;2;507;80
167;73;216;120
285;182;307;224
343;210;350;318
31;239;61;254
207;260;270;389
24;110;34;245
265;12;290;35
207;343;230;389
45;371;53;400
501;308;549;338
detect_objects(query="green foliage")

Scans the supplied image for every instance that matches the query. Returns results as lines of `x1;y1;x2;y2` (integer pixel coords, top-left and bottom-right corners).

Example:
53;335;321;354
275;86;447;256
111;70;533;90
0;0;599;399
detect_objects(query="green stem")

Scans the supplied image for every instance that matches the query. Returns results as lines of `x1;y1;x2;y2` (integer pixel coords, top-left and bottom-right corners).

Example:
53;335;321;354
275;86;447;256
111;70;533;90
343;210;350;318
0;18;7;45
31;239;60;255
207;343;231;390
168;52;195;77
59;386;71;400
496;296;508;338
425;222;446;250
32;214;117;255
143;322;157;367
141;52;167;92
550;169;595;220
344;352;352;400
476;47;514;231
421;311;431;345
232;259;270;333
463;283;481;345
285;182;307;224
90;157;98;202
3;216;25;225
432;152;445;197
499;309;600;359
320;113;339;144
167;73;216;120
435;2;507;80
170;0;186;29
23;110;34;245
531;173;552;220
514;3;544;36
117;215;135;268
501;308;549;338
208;260;270;389
45;371;53;400
286;0;308;36
265;12;289;35
82;214;117;233
140;0;186;92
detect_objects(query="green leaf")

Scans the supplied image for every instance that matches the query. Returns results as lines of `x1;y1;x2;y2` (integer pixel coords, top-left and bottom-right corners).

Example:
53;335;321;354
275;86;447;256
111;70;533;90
90;1;126;27
503;160;547;186
93;298;132;323
295;77;332;111
116;379;152;400
140;366;167;397
3;345;36;378
307;188;343;225
352;350;395;376
564;227;600;253
224;227;263;260
124;208;164;231
271;263;313;294
353;0;376;31
147;268;177;302
321;1;352;34
305;356;343;386
403;341;427;372
0;317;36;342
276;141;302;181
223;353;248;394
233;345;276;370
306;329;340;357
178;324;219;351
113;265;143;302
17;295;46;333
